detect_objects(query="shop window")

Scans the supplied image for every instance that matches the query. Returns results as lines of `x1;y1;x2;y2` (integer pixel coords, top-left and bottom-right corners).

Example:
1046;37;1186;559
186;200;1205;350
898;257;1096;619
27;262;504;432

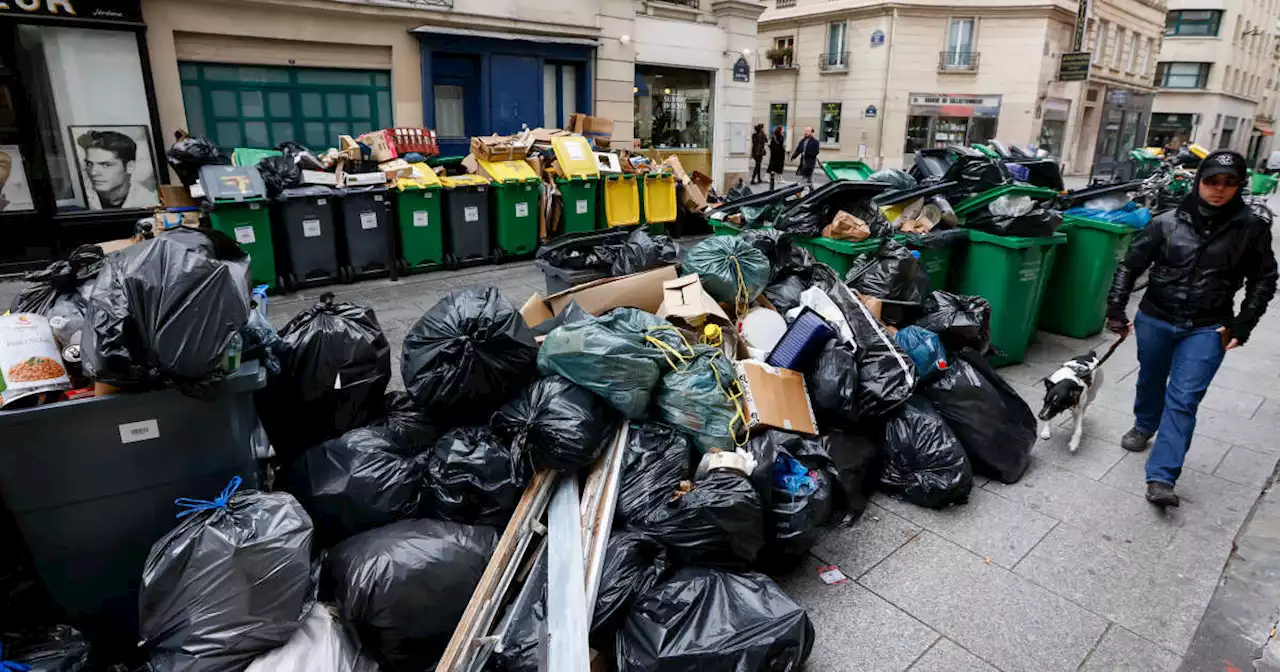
16;25;157;213
769;103;788;136
633;65;712;150
1155;62;1211;88
820;103;841;144
179;63;394;152
904;115;931;154
944;18;976;68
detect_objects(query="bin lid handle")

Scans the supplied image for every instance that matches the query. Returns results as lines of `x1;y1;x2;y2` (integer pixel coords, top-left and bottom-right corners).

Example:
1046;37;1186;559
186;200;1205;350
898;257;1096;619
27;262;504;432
174;476;243;518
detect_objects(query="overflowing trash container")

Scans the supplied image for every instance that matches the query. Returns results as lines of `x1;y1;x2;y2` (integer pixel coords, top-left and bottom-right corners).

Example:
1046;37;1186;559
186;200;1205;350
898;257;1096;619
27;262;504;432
392;162;445;272
439;174;494;268
1038;215;1136;338
201;165;276;291
338;185;394;281
603;173;642;228
553;135;600;235
274;185;341;290
640;171;678;233
821;160;874;181
480;158;540;260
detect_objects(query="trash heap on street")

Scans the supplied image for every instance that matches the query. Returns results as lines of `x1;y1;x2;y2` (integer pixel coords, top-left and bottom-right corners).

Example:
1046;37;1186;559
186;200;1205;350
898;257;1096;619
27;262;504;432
0;140;1158;672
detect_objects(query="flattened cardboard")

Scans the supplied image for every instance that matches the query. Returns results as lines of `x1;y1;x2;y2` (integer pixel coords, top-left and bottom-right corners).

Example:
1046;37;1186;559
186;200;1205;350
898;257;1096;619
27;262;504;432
471;135;528;162
520;265;678;328
734;360;819;435
657;274;731;329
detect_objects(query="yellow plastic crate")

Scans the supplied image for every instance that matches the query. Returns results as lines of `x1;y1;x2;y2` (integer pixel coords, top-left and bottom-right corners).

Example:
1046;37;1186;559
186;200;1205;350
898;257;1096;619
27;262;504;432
641;172;677;224
551;136;600;179
603;174;641;227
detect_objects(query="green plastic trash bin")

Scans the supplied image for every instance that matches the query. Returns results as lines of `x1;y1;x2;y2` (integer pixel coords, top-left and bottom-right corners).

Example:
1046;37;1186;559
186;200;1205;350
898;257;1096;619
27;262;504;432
952;230;1067;366
557;176;599;235
902;233;962;292
480;159;540;259
953;184;1061;222
1249;170;1278;196
1038;215;1136;338
791;236;884;278
199;165;276;292
821;160;874;181
392;165;445;272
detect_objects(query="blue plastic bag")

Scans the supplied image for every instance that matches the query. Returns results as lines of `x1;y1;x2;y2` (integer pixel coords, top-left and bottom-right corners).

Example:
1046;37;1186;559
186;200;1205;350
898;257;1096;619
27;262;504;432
1064;202;1151;228
773;454;818;497
895;326;948;380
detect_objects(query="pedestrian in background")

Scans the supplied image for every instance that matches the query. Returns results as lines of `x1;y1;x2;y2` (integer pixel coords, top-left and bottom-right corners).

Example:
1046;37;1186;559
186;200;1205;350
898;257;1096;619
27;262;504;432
750;123;767;185
767;126;786;189
791;127;820;188
1107;149;1278;508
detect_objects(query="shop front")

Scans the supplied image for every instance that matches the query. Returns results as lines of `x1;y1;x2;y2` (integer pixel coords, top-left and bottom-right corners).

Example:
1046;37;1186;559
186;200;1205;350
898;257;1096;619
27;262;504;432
1089;87;1153;183
0;0;162;272
903;93;1001;158
1038;98;1071;158
633;65;714;177
1146;112;1194;151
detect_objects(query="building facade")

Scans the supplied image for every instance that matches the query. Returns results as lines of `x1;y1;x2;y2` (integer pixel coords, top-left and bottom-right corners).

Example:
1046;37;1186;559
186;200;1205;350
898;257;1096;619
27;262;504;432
754;0;1164;177
1147;0;1280;166
140;0;761;194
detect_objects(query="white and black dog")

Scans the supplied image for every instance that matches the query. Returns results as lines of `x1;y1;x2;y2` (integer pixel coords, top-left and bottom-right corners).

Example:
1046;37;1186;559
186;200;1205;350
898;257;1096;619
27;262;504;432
1037;336;1127;452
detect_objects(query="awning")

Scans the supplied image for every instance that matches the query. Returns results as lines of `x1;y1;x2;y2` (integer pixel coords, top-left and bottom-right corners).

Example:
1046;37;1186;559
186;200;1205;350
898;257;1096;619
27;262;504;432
1254;123;1274;136
411;25;599;47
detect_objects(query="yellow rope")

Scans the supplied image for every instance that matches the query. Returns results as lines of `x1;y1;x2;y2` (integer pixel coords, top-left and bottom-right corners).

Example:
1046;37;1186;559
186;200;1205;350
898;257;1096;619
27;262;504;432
704;349;750;447
729;255;750;320
644;324;696;371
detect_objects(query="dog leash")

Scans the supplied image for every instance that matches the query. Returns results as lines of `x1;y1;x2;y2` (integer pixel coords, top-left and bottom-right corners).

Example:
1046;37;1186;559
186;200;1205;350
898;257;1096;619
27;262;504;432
1094;332;1129;368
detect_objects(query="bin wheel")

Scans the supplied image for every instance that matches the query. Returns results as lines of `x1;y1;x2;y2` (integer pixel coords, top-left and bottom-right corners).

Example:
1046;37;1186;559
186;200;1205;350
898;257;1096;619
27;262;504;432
444;254;457;270
278;275;291;294
493;249;505;265
340;266;354;284
396;259;409;274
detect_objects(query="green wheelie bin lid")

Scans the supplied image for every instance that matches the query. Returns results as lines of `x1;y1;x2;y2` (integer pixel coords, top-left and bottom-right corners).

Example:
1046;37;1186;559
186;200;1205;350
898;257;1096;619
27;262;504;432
200;165;276;291
952;230;1067;366
821;160;874;182
1038;215;1136;338
953;184;1061;220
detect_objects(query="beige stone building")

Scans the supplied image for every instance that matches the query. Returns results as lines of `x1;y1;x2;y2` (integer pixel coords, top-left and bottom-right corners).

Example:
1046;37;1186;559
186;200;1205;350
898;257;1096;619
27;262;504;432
1146;0;1280;166
754;0;1165;177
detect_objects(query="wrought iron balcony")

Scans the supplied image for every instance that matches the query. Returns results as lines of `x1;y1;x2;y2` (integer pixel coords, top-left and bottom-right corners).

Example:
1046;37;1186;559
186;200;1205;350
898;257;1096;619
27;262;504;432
939;51;980;72
819;52;850;72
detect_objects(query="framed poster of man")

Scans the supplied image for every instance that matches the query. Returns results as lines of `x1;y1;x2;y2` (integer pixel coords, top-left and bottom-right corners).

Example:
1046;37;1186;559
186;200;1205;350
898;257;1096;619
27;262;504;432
0;145;35;213
68;125;159;210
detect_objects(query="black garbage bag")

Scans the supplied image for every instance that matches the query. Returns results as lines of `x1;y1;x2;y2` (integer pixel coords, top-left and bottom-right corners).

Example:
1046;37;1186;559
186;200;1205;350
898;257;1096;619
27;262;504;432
276;141;324;171
616;568;814;672
528;299;592;338
257;294;391;461
241;290;282;376
867;168;918;192
805;340;860;429
139;480;315;672
592;531;672;635
764;274;809;315
879;397;972;508
813;265;917;418
328;519;497;672
594;227;678;277
681;237;770;312
10;244;105;350
966;206;1062;237
425;426;527;527
774;181;891;238
922;349;1037;484
537;308;674;419
166;135;228;187
257;155;301;197
918;291;992;354
616;422;692;528
279;427;425;547
824;429;880;522
371;391;440;456
535;228;629;272
655;345;743;453
635;468;764;570
746;431;846;568
244;604;377;672
485;553;546;672
725;180;753;200
1;625;91;672
491;375;615;472
738;227;784;269
846;238;931;304
83;228;250;391
402;288;539;424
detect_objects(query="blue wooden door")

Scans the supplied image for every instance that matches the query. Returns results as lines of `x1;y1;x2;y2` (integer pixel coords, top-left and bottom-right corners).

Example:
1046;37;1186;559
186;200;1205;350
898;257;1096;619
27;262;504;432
432;55;481;156
490;54;541;135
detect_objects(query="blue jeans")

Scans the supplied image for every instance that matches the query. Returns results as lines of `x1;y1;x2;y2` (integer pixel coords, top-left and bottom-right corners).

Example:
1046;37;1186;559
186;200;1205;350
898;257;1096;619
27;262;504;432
1133;311;1226;486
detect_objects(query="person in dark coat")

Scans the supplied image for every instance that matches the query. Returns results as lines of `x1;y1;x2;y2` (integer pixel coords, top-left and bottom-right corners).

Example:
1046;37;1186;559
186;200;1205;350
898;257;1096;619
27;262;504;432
1107;149;1278;508
767;126;786;187
791;127;820;187
750;124;768;184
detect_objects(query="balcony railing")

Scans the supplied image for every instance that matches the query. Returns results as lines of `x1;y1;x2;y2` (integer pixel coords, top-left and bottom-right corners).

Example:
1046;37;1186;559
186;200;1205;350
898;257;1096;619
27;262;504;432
939;51;980;72
776;0;796;7
818;52;850;72
652;0;700;7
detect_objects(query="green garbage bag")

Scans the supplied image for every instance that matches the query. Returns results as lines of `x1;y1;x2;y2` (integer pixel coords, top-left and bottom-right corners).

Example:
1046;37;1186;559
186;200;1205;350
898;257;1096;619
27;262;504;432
655;345;745;453
537;308;689;419
682;237;770;317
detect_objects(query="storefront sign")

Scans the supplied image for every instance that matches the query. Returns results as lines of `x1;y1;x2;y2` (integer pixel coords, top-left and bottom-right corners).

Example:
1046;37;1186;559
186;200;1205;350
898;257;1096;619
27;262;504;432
1072;0;1090;51
0;0;143;22
733;57;751;83
864;105;878;118
870;30;885;47
908;93;1002;118
1107;89;1129;105
1058;52;1091;82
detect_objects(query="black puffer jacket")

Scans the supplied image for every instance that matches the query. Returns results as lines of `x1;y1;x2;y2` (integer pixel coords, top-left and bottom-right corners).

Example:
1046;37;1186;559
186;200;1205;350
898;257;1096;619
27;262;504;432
1108;197;1278;344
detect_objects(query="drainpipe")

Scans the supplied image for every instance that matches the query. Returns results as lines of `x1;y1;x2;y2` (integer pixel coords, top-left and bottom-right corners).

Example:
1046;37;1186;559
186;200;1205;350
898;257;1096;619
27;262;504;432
876;7;898;170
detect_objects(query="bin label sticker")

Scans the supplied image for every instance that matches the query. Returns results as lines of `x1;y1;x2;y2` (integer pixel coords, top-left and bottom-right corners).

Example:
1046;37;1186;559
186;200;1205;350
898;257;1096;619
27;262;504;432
565;143;586;161
360;212;378;229
1018;259;1041;283
249;203;262;210
464;206;480;222
317;198;327;205
515;202;529;218
303;219;322;237
413;210;430;228
374;194;384;202
576;199;588;215
119;419;160;444
234;226;256;245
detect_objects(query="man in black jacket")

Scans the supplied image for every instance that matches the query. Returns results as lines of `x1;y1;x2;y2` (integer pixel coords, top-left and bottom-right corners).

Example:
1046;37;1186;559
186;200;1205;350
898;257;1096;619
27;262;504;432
1107;150;1278;507
791;127;820;187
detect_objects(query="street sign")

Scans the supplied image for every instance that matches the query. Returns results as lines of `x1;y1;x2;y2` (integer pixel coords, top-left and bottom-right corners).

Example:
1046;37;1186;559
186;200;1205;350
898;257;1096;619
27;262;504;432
871;30;886;47
1058;52;1091;82
1072;0;1090;51
733;57;751;83
864;105;878;118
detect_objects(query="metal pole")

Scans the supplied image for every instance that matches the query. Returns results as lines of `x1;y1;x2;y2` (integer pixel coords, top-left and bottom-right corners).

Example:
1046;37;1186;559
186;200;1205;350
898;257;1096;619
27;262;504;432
547;476;590;672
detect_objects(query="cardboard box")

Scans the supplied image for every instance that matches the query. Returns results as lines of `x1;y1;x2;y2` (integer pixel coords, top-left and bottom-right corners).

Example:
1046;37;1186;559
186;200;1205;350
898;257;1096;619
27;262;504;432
471;135;528;162
158;185;196;210
657;274;731;330
357;130;398;162
734;360;819;435
300;169;339;187
520;265;679;328
378;158;414;180
662;155;689;183
461;154;480;175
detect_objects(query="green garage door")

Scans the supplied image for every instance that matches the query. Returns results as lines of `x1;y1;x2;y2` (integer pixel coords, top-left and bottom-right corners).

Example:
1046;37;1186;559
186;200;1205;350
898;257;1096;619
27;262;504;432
179;63;393;151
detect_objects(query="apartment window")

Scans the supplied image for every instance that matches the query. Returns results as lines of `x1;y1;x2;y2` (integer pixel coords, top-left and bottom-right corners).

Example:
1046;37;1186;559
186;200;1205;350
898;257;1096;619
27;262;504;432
820;102;842;144
1141;37;1153;76
944;18;977;67
775;0;795;6
770;36;795;67
1156;62;1211;88
826;22;848;67
1164;10;1223;37
1111;27;1124;68
1127;32;1140;72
